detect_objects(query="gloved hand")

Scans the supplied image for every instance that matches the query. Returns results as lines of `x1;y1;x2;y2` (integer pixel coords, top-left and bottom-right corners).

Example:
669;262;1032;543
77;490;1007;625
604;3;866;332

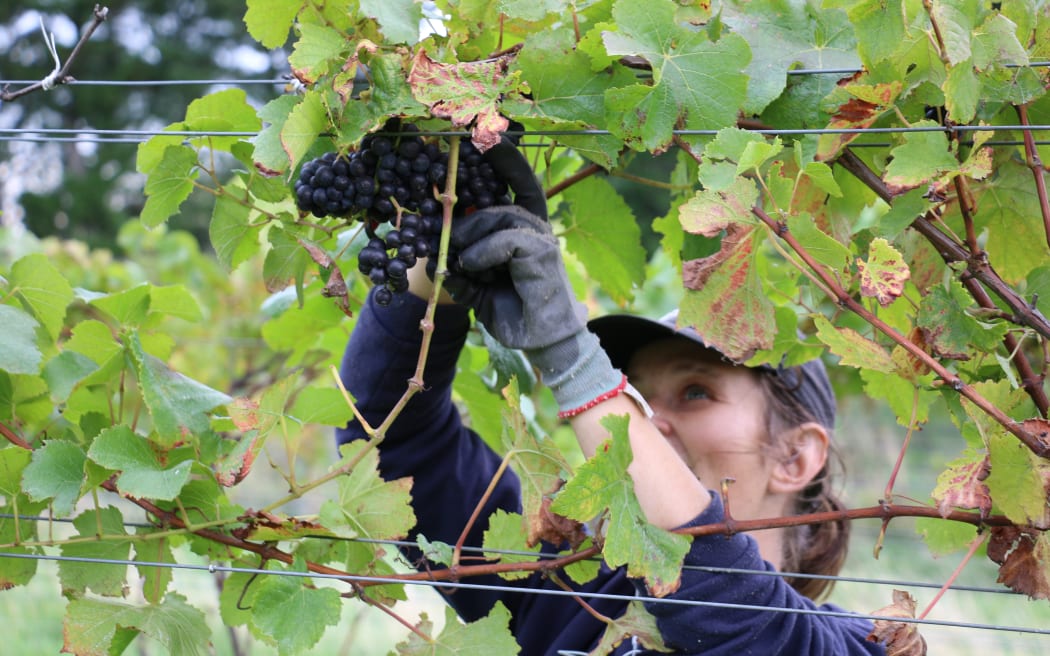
443;141;624;417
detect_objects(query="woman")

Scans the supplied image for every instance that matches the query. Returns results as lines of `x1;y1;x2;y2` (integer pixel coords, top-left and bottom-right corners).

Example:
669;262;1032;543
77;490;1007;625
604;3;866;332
336;142;887;654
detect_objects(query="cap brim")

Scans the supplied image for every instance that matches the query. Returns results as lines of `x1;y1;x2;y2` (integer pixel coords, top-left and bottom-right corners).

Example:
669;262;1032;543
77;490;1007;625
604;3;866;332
587;314;705;371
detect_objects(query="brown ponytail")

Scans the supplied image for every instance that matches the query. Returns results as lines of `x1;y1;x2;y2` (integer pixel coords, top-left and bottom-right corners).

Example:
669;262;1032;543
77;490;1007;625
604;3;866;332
758;373;851;602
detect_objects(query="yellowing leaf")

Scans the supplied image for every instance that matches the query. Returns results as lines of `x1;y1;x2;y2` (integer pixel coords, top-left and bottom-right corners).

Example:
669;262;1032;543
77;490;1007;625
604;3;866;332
857;238;910;306
814;315;895;373
679;177;759;236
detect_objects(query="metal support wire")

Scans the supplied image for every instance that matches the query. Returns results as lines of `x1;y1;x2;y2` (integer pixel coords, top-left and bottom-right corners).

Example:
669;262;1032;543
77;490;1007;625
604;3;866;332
0;549;1047;637
0;514;1030;599
0;78;290;87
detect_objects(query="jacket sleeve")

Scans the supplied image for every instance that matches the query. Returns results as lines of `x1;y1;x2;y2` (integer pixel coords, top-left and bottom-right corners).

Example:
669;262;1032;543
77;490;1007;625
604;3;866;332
635;493;885;655
335;289;524;621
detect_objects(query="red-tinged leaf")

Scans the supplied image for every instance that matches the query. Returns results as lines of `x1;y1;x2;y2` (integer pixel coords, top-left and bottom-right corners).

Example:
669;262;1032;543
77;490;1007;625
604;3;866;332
816;81;902;161
228;398;260;432
866;590;927;655
987;526;1050;600
857;238;910;306
678;177;759;236
590;602;670;656
680;224;774;362
215;433;263;487
931;451;991;518
407;49;517;152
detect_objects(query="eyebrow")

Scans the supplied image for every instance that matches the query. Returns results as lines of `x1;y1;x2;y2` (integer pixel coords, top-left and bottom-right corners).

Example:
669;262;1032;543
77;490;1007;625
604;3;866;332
628;358;729;382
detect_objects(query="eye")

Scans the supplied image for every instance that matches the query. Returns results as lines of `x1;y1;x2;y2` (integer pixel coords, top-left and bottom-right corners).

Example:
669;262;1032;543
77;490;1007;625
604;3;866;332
682;384;710;401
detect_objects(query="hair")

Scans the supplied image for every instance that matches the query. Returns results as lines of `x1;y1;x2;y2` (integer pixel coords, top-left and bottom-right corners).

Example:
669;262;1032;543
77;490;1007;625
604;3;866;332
756;372;850;602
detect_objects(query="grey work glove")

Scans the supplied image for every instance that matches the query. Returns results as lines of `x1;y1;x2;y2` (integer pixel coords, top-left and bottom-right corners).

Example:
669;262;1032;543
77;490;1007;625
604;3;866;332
444;143;623;415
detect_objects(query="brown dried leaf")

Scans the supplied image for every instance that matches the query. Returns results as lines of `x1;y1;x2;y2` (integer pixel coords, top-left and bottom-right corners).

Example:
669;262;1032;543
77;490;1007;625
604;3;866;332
407;49;517;152
866;590;927;655
299;238;352;318
987;526;1050;600
931;453;992;518
1023;418;1050;452
528;496;587;550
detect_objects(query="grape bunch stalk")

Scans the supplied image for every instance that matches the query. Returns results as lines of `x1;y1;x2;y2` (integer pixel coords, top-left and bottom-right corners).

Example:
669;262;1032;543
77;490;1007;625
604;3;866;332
293;123;512;305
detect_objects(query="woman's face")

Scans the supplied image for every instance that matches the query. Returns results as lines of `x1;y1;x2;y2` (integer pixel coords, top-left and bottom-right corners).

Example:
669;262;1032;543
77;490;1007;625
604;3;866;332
626;337;782;519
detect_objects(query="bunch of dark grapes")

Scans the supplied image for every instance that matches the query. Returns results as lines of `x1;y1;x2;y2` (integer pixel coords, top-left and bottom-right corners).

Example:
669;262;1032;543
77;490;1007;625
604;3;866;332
293;122;513;305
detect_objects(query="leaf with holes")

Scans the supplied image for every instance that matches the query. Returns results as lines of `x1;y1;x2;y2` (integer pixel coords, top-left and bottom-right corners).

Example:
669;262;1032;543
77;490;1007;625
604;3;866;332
408;49;520;151
857;238;910;307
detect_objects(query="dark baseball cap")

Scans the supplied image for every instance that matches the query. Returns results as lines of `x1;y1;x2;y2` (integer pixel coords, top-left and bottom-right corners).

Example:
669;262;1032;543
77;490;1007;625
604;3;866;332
587;309;836;431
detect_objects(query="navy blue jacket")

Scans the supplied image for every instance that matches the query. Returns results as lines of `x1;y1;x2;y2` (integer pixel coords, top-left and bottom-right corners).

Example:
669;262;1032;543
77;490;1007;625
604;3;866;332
336;290;885;655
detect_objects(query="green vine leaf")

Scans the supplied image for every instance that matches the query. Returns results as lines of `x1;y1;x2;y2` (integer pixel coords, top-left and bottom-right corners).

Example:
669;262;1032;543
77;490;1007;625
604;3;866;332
22;440;87;517
814;315;896;373
359;0;425;45
507;28;634;168
551;414;690;596
0;305;42;375
288;22;348;80
64;593;210;656
931;449;992;518
563;176;645;304
319;440;416;540
882;121;960;194
280;89;326;172
87;426;194;501
395;602;521;656
602;0;750;152
916;279;1009;360
59;507;132;597
8;253;74;342
244;0;300;49
250;561;342;656
140;145;200;228
127;332;232;447
591;601;670;656
483;510;541;580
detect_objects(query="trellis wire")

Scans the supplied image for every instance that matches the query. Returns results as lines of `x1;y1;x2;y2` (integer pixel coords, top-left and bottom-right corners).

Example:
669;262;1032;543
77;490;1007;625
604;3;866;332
0;549;1047;638
1;59;1049;86
2;125;1050;139
0;513;1029;598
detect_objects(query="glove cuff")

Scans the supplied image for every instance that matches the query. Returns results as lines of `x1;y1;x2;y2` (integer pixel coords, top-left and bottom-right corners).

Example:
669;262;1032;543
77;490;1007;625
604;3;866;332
525;331;626;417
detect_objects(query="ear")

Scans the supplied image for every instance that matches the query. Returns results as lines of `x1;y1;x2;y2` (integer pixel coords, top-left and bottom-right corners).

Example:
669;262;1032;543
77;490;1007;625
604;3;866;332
767;422;829;495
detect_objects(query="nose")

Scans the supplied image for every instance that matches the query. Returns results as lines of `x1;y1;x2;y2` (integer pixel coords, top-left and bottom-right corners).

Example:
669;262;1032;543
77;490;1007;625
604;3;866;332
646;399;674;436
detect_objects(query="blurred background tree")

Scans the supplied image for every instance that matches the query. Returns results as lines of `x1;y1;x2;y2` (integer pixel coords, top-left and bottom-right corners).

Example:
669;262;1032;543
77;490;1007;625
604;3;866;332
0;1;288;248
